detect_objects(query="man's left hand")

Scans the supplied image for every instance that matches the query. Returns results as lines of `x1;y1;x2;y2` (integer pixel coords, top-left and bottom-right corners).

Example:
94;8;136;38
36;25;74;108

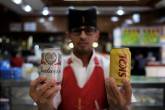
105;77;132;110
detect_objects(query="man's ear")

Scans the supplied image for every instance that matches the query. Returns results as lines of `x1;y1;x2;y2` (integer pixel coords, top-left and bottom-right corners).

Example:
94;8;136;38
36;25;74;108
65;31;71;39
95;30;100;41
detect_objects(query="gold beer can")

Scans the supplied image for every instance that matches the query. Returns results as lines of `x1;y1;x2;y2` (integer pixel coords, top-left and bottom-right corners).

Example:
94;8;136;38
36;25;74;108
110;48;131;86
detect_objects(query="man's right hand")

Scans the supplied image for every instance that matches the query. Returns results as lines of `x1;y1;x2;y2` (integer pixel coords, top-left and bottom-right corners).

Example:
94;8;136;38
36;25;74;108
29;76;61;110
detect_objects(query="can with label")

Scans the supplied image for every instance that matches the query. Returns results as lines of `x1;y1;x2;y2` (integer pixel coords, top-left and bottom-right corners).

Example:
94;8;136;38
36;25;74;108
110;48;131;86
40;48;62;83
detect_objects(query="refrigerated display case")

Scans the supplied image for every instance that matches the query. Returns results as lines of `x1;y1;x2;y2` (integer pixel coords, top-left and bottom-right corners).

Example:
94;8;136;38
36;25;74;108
0;80;36;110
131;76;165;110
0;76;165;110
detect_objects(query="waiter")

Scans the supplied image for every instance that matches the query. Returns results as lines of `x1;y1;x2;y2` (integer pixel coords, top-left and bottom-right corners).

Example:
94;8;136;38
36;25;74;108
29;8;132;110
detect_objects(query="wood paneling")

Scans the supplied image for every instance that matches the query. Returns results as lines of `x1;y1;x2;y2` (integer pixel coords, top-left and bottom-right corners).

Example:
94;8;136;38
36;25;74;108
9;7;164;33
42;0;161;7
0;4;22;32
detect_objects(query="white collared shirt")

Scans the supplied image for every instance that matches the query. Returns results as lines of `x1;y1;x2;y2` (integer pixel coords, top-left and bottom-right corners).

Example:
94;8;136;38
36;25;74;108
53;50;110;108
70;51;109;88
53;50;136;108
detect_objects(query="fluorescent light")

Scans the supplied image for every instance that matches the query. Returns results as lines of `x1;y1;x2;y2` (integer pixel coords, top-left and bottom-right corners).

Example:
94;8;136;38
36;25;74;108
113;28;121;47
28;36;33;49
42;7;49;16
11;0;22;5
111;16;119;22
23;5;32;12
116;8;125;16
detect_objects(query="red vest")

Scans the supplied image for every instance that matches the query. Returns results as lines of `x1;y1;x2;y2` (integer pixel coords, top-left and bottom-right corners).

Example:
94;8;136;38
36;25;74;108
59;57;108;110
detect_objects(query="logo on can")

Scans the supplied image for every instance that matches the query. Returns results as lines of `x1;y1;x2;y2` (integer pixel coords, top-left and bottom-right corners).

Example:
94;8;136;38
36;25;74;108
40;48;62;82
110;48;131;86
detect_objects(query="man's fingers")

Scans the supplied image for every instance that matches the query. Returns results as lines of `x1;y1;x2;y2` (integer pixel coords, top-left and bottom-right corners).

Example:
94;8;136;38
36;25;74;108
105;78;111;93
105;78;117;100
37;79;56;95
105;77;132;109
109;77;122;100
39;84;60;104
106;77;123;105
37;80;51;96
36;79;60;99
30;76;47;90
43;85;61;99
122;78;132;104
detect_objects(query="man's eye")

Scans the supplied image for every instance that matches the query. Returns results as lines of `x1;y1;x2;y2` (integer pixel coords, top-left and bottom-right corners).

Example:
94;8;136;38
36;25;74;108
86;28;96;33
85;29;92;33
72;29;80;33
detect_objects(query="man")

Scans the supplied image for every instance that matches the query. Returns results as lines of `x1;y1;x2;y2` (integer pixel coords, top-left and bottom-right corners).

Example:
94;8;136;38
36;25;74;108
29;8;132;110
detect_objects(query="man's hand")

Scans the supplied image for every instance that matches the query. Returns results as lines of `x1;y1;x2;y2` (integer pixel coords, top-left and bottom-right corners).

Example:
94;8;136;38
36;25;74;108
29;76;61;110
105;77;132;110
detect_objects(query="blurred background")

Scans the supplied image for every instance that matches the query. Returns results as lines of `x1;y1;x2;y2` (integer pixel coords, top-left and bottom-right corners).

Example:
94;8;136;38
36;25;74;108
0;0;165;110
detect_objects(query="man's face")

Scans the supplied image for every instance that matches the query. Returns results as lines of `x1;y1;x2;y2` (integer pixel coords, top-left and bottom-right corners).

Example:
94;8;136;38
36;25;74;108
69;26;99;55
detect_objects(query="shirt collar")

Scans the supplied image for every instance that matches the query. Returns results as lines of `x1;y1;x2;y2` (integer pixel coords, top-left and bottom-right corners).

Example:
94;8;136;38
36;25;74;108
71;49;96;67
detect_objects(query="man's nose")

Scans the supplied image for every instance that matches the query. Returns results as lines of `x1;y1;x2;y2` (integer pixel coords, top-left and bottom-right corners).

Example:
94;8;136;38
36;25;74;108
79;31;87;39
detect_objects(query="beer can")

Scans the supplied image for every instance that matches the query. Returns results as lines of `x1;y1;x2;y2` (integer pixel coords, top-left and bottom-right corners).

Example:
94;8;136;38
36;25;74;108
110;48;131;86
40;48;62;83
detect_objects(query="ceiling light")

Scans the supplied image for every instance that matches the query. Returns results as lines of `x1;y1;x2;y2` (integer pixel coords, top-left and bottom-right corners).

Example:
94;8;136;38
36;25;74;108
125;19;133;24
92;42;98;48
39;18;45;23
116;8;125;16
111;16;119;22
132;13;140;23
69;6;75;9
97;11;100;15
34;44;39;50
23;5;32;12
68;42;74;49
0;38;2;43
42;7;49;16
11;0;22;5
48;16;54;21
63;0;139;2
6;38;10;43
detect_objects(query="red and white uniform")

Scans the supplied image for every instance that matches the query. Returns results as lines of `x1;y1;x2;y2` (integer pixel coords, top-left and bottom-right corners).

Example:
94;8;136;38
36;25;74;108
53;50;135;110
53;50;109;110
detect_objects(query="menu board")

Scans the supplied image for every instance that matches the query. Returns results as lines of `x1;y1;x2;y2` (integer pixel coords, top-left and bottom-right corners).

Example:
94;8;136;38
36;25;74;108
122;28;140;46
121;27;162;46
142;28;160;45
